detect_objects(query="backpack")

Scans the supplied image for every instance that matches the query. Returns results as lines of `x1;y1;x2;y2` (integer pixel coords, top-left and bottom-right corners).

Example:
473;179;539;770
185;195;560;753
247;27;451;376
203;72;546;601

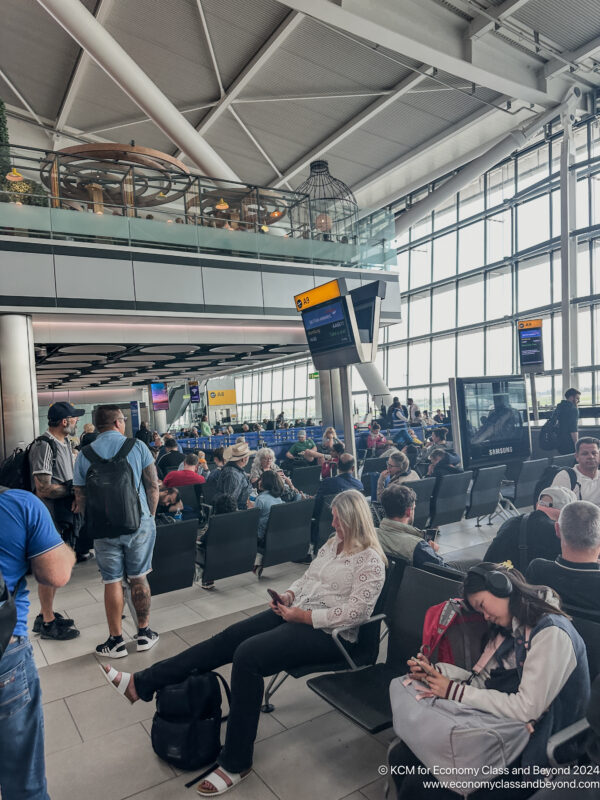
82;439;142;538
539;402;568;451
532;466;579;507
0;487;25;660
421;598;489;670
392;619;532;795
151;671;231;772
0;435;58;491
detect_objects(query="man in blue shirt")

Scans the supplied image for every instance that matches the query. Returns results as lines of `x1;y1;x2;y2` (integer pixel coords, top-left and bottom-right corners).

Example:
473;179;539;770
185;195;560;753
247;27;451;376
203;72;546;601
0;489;75;799
74;405;160;659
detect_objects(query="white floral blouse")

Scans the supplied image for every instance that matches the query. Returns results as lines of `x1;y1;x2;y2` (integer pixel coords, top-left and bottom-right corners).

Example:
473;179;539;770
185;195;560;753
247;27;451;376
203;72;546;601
286;535;385;642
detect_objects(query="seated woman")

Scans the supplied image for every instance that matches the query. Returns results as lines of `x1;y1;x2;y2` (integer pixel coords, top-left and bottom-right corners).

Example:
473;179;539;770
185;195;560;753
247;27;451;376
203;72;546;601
392;562;591;800
321;440;345;479
319;426;340;457
249;447;300;499
250;470;285;577
427;447;463;477
101;490;387;796
376;450;419;501
367;422;389;454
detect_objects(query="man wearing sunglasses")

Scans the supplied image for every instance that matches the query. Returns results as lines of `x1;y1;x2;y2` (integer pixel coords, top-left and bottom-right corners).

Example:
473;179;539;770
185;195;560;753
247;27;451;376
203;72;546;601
74;405;160;658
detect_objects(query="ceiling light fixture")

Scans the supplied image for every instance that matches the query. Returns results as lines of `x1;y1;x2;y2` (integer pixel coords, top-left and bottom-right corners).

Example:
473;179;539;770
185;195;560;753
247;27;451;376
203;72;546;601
270;209;283;219
215;197;229;211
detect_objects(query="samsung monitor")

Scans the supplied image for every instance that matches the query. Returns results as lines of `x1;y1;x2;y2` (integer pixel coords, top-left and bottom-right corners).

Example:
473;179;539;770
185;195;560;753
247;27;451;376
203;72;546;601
454;375;531;467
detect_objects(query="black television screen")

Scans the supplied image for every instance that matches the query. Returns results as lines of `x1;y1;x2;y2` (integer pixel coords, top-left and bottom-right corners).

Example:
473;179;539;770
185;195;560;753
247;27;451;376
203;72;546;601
302;297;354;354
456;376;530;466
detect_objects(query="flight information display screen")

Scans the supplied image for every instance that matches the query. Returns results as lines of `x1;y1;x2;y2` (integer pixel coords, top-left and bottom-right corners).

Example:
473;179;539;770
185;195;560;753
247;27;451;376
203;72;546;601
302;298;354;354
518;326;544;368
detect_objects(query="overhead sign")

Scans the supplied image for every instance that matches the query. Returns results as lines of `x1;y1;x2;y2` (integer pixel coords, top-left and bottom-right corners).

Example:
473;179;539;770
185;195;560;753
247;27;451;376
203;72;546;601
208;389;237;406
302;298;354;354
517;319;544;371
189;381;201;404
294;279;343;312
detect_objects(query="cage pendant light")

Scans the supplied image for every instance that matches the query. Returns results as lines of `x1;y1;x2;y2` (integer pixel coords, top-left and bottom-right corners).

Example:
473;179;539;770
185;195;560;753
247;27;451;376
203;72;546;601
291;160;358;244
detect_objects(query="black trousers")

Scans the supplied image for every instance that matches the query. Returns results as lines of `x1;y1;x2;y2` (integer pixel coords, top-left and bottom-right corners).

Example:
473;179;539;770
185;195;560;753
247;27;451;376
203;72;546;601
390;741;534;800
134;610;353;773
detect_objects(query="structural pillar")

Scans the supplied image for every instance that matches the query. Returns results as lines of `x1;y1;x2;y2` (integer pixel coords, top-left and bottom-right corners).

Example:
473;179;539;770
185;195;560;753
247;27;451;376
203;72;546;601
318;369;344;430
355;361;393;410
154;409;168;434
560;111;578;393
0;314;39;458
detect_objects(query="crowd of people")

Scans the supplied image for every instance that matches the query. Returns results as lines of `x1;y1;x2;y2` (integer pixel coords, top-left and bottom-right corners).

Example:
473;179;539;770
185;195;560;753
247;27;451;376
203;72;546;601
0;396;599;799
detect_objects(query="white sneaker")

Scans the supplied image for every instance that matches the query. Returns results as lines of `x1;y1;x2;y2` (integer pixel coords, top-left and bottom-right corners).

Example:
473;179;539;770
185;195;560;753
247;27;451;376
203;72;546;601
96;636;128;658
135;628;159;652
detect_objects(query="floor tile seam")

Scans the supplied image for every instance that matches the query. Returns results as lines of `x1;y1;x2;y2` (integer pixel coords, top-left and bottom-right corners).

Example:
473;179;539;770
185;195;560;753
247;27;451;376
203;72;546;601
61;695;86;745
269;706;334;730
251;767;283;800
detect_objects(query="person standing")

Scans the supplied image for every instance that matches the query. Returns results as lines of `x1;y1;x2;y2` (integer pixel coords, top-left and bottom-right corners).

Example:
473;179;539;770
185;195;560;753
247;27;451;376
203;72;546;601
73;405;160;658
28;401;83;640
556;388;581;455
200;415;212;437
134;420;153;447
0;488;75;800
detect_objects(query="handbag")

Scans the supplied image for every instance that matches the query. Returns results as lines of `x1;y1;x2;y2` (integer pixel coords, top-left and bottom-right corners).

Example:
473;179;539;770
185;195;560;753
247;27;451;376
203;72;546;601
390;635;532;796
151;670;231;771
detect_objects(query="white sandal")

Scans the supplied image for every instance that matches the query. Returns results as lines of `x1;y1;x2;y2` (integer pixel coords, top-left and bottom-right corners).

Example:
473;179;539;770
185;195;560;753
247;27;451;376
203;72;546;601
100;664;135;704
196;766;251;796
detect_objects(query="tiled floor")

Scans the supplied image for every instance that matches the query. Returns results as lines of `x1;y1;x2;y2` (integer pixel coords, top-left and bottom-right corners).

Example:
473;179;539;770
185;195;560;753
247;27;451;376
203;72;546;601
35;516;501;800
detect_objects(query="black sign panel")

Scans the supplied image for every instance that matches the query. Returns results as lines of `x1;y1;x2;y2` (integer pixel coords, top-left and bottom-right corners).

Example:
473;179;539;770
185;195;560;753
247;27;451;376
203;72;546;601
302;298;354;354
518;326;544;369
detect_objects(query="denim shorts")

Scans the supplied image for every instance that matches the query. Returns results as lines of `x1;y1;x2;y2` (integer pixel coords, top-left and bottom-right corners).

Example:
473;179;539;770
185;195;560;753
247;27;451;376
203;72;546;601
94;516;156;583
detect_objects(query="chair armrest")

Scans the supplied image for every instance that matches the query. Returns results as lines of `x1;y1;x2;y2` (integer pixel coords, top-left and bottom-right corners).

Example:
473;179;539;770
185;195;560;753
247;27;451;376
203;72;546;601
546;717;590;767
331;614;387;670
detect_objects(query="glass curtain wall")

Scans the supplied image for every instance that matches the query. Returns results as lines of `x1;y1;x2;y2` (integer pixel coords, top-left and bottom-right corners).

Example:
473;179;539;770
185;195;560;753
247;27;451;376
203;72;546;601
230;116;600;421
388;116;600;413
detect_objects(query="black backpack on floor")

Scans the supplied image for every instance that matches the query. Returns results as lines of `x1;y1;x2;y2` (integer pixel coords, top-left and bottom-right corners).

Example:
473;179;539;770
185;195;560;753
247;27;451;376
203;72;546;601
82;439;142;538
151;671;231;771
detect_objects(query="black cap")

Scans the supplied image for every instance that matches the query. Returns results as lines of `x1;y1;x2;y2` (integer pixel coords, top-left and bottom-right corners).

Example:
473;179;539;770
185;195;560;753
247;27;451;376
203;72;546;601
48;401;85;423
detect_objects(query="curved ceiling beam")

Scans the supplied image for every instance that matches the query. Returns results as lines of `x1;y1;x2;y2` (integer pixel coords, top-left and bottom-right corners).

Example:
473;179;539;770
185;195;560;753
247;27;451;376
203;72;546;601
36;0;239;181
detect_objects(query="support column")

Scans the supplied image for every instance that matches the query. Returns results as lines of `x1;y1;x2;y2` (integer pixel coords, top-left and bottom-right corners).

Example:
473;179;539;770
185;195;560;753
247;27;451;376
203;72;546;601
37;0;239;180
560;111;578;393
339;366;357;463
0;315;39;458
355;362;393;409
318;369;344;429
154;409;168;434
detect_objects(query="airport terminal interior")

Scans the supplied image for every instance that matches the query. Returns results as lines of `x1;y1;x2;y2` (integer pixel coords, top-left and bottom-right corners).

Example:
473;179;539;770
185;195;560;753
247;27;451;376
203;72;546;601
2;0;600;798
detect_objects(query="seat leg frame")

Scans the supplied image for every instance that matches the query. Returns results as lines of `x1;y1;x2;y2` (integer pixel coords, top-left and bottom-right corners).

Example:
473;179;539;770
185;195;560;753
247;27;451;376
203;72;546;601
261;671;290;713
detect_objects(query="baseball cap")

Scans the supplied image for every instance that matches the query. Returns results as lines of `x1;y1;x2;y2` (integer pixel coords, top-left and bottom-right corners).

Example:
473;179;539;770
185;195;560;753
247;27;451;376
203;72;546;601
48;401;85;423
536;486;578;508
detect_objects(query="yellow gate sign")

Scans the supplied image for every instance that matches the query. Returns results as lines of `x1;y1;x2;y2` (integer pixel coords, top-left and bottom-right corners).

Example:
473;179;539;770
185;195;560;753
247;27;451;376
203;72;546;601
208;389;237;406
294;279;343;312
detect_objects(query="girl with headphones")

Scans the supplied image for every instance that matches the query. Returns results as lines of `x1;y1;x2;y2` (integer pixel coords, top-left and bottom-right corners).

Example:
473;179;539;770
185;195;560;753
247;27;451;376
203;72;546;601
393;562;591;799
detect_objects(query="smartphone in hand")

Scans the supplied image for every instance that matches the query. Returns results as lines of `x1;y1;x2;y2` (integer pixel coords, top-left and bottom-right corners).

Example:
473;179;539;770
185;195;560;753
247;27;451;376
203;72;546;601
424;528;439;543
267;588;283;605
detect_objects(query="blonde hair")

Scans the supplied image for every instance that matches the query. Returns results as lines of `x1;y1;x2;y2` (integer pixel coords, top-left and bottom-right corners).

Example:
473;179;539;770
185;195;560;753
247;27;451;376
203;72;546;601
324;427;338;440
83;423;95;434
331;490;388;565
